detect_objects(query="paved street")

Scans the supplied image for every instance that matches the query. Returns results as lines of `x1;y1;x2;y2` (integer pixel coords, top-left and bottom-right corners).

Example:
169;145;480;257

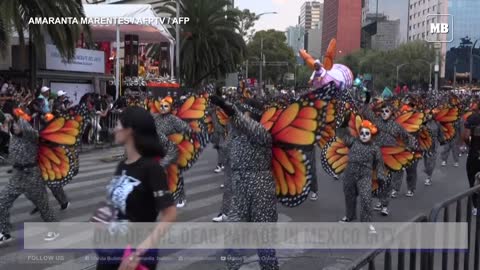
0;145;471;270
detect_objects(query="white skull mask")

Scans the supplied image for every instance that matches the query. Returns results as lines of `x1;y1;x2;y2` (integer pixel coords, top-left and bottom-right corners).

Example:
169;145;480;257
359;128;372;143
381;107;392;120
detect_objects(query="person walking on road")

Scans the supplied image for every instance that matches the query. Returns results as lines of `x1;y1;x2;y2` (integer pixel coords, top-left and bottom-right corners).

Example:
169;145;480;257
463;104;480;216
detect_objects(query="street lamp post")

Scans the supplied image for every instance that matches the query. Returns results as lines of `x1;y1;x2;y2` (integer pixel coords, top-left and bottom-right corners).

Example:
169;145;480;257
470;39;479;84
415;59;434;90
256;11;277;95
175;0;180;84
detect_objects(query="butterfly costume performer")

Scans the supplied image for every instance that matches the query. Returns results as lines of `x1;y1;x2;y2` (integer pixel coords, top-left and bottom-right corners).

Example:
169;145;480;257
0;109;84;241
209;82;339;270
335;114;388;223
359;99;418;215
151;95;208;208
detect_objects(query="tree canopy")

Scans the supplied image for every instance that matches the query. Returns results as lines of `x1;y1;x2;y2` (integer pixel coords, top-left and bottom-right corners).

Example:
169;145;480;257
246;30;296;85
0;0;90;60
337;41;435;91
155;0;246;88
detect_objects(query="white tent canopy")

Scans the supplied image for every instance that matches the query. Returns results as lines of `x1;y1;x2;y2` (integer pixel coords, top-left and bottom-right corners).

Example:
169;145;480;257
82;4;175;98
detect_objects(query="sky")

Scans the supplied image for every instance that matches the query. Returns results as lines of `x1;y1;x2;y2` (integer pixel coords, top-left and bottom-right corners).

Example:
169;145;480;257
236;0;315;32
236;0;409;41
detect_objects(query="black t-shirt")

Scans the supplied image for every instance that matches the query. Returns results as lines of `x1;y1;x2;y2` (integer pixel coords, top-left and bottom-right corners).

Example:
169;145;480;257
108;157;174;222
465;112;480;157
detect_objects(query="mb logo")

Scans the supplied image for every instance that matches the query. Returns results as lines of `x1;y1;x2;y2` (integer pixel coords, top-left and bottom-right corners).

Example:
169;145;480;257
425;14;454;43
430;23;449;34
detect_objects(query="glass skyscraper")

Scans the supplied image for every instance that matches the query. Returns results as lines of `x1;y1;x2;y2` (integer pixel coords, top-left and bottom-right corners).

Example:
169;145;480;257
448;0;480;49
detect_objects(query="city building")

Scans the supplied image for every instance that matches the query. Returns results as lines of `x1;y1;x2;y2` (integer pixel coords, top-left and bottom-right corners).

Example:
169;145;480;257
286;25;305;62
362;0;409;44
305;28;323;59
321;0;362;57
408;0;480;81
362;13;400;51
299;1;323;30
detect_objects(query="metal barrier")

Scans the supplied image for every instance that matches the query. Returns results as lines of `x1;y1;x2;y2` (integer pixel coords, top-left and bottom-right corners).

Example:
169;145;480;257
427;185;480;270
346;214;430;270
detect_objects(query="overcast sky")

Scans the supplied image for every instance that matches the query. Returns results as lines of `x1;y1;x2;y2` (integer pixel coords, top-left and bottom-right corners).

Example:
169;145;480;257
236;0;316;31
236;0;408;40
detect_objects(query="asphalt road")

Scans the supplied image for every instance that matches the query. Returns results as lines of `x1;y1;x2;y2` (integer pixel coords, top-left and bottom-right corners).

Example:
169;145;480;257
0;145;472;270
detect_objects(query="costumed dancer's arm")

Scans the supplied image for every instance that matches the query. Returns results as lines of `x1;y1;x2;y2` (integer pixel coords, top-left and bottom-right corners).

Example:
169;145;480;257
157;132;178;168
173;115;193;134
231;106;272;146
15;118;39;142
210;95;271;146
336;113;355;147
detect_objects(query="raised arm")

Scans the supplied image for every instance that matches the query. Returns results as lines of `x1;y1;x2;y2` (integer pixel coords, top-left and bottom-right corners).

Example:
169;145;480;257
231;106;272;146
15;118;39;142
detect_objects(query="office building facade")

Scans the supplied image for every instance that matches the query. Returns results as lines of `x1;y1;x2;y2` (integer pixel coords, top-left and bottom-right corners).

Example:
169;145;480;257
322;0;362;57
299;1;323;30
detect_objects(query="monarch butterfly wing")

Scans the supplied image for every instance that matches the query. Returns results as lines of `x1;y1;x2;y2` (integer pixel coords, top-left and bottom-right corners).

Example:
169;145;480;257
39;115;84;146
321;137;349;178
215;107;230;127
168;133;199;172
38;145;77;187
317;123;336;148
266;83;339;146
435;107;459;123
176;95;207;121
381;142;416;172
165;163;183;200
441;122;456;143
348;113;363;137
323;38;337;70
204;114;214;136
417;125;434;156
395;111;425;133
273;147;312;207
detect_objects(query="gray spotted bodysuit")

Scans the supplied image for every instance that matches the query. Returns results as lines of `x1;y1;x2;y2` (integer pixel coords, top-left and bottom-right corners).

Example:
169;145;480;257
362;107;416;205
423;119;445;179
337;128;387;222
225;106;279;270
0;119;57;235
154;113;192;201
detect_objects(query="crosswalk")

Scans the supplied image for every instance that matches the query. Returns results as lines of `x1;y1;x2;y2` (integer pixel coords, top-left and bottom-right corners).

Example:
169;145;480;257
0;145;471;270
0;146;302;270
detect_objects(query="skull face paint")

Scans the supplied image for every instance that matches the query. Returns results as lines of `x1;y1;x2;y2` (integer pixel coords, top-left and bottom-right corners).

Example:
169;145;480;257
159;100;171;114
359;128;372;143
381;107;392;120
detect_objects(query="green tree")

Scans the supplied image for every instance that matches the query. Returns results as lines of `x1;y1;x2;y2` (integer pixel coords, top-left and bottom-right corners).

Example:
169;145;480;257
237;9;258;42
337;41;435;91
0;0;89;60
247;30;296;85
155;0;246;87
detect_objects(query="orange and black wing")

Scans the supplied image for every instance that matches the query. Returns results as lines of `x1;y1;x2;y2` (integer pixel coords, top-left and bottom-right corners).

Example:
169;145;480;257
417;125;434;156
381;139;417;172
39;116;84;146
38;145;77;187
321;137;349;178
175;95;207;121
395;111;425;133
273;147;313;207
165;163;183;200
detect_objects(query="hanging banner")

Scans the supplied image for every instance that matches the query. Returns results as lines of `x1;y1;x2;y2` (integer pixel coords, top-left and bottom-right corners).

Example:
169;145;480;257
46;44;105;73
50;82;94;105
